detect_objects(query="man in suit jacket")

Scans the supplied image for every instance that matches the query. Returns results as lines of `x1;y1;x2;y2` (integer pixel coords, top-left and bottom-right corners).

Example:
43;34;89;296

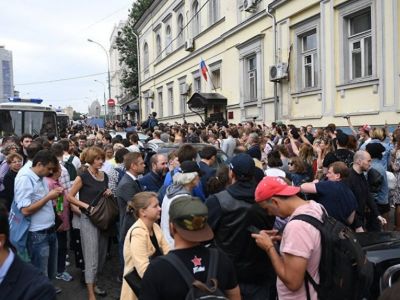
0;206;56;299
116;152;145;242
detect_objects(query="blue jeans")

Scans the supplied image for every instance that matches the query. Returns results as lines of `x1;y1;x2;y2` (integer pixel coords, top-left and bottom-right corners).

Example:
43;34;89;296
27;229;58;279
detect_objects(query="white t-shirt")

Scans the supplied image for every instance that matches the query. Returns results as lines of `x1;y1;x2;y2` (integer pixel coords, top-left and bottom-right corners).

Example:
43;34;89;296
277;200;323;300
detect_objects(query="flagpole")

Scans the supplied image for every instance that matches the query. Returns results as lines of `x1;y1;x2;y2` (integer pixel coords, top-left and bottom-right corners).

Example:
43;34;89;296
201;58;217;92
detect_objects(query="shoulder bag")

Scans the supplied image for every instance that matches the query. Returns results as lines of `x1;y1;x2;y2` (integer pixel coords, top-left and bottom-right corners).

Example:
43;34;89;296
87;188;119;231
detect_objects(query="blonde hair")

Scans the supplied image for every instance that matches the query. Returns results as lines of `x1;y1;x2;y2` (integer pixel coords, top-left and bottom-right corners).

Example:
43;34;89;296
127;191;158;218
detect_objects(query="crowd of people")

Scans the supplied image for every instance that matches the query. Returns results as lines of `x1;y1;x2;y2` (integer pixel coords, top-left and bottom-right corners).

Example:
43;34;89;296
0;113;399;300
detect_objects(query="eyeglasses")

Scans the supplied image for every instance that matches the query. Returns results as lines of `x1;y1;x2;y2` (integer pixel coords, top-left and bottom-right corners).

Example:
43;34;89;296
288;162;294;166
11;160;22;164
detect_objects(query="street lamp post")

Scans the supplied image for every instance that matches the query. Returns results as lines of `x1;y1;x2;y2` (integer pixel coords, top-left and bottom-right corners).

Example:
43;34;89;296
94;79;106;122
87;38;111;122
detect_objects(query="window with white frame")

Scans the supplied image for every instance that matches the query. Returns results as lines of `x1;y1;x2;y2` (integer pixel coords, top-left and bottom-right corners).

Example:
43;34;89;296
192;1;200;37
157;89;163;118
347;9;372;80
156;34;162;58
165;25;172;54
236;35;264;104
211;68;221;89
194;75;201;93
177;14;184;46
179;81;187;114
143;42;149;70
301;29;318;89
246;55;257;102
168;85;174;116
209;0;219;25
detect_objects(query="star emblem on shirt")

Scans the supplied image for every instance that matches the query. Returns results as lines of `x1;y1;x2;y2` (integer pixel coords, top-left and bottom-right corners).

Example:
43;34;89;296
191;256;202;267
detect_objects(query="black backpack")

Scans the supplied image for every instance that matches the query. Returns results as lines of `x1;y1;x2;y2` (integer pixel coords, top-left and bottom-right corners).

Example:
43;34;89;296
291;212;373;300
64;156;77;181
161;248;228;300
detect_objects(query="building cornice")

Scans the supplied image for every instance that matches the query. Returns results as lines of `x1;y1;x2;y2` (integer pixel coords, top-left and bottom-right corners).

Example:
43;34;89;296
172;0;184;12
268;0;289;11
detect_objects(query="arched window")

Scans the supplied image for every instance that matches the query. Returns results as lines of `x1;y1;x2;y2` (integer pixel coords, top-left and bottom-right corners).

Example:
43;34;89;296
156;34;162;58
143;42;149;69
165;25;172;54
192;1;200;37
177;14;184;46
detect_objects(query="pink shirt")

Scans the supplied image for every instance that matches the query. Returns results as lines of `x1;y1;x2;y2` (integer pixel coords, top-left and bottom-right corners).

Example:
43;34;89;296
46;177;71;231
277;200;323;300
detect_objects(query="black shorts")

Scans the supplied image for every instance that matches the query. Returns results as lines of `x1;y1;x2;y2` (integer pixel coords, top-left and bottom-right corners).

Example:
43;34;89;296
377;203;391;214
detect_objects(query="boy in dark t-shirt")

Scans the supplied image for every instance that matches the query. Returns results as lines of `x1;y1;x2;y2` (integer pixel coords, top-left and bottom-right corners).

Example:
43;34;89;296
139;196;240;300
301;161;358;225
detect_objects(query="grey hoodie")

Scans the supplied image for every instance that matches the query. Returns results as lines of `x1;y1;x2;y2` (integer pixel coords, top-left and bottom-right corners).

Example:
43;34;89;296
160;184;191;249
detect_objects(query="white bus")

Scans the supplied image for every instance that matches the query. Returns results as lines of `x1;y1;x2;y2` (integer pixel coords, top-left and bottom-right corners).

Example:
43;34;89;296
0;98;58;137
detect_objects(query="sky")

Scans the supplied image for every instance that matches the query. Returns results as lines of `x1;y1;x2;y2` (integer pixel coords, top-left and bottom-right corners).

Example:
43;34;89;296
0;0;133;113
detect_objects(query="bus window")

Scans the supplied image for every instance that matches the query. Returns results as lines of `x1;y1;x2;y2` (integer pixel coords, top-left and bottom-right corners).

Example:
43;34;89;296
24;111;57;136
0;110;22;136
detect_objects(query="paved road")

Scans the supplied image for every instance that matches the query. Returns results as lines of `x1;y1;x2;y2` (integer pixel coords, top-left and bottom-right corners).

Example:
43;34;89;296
54;244;122;300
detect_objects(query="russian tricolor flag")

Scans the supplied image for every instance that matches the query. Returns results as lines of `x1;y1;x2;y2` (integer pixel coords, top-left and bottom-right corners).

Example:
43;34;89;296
200;59;208;81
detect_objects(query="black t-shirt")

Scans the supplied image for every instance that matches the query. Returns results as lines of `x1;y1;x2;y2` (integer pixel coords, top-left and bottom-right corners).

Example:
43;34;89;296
139;245;237;300
315;180;358;224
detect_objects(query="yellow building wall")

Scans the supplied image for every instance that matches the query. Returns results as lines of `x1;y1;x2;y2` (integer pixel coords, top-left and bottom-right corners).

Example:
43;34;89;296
137;0;400;127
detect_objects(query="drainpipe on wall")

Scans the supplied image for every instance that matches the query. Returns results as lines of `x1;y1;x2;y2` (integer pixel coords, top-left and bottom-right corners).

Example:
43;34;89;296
132;31;141;122
265;8;278;122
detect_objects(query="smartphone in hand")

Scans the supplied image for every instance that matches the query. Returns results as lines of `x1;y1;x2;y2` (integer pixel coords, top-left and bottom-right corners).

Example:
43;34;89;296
247;225;261;234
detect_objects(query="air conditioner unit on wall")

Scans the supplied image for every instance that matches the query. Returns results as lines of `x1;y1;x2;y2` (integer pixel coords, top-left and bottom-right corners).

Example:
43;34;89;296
243;0;258;12
185;38;194;52
180;83;190;95
269;63;288;82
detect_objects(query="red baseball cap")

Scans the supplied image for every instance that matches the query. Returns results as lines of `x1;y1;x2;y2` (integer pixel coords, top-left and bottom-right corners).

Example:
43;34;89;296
255;176;300;203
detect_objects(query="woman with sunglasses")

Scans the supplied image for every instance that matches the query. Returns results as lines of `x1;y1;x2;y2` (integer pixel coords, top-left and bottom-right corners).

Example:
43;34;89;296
287;157;311;187
121;191;169;300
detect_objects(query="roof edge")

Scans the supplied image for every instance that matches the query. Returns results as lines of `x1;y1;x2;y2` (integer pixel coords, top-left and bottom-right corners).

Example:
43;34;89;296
268;0;289;11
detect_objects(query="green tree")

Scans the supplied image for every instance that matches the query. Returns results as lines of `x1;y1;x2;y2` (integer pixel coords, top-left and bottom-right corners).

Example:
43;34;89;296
72;110;83;121
116;0;154;99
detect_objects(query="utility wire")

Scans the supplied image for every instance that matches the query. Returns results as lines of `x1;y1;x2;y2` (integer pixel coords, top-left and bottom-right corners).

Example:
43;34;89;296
16;0;212;86
15;71;113;86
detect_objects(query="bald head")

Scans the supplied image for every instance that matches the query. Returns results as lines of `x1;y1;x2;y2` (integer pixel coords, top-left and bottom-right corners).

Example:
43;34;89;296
353;150;371;173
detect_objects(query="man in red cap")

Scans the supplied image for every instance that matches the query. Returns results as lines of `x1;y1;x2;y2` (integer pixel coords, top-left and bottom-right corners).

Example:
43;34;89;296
252;176;323;300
